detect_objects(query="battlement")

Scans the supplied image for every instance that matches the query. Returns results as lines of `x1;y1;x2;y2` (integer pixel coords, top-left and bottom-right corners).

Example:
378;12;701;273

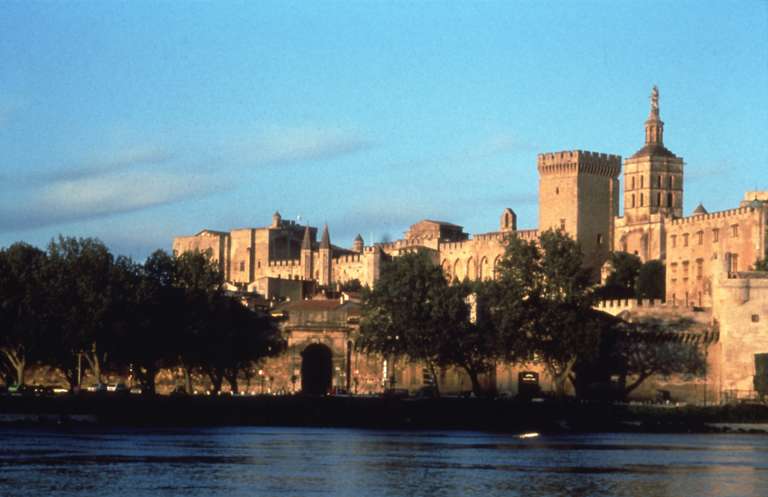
473;232;505;242
595;298;668;312
669;205;763;227
333;254;363;265
439;239;471;252
268;259;301;268
517;229;540;241
537;150;621;178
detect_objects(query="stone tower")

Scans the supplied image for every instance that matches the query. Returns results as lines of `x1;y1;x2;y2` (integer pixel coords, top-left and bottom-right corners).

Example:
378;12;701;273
623;86;684;224
353;234;364;253
318;224;332;286
301;225;313;280
538;149;621;274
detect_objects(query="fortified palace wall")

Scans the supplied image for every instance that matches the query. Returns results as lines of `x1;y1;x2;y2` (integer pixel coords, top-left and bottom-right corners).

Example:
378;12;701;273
173;88;767;401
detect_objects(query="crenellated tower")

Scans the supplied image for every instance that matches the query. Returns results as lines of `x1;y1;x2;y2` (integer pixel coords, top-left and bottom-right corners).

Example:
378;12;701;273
538;149;621;275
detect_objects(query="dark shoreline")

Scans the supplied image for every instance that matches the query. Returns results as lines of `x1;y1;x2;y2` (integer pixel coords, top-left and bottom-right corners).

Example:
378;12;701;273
2;395;767;434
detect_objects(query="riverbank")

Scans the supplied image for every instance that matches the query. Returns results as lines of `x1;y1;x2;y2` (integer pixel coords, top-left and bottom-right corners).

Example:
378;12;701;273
2;394;767;433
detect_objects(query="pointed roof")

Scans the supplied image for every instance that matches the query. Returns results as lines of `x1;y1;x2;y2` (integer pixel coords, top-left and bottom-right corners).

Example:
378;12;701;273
693;203;708;215
320;224;331;250
354;233;363;242
301;225;312;250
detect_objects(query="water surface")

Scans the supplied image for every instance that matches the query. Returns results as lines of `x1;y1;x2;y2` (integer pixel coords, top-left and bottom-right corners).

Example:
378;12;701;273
1;427;766;497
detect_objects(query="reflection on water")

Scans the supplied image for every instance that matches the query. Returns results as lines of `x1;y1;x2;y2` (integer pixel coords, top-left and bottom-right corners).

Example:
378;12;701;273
0;427;766;497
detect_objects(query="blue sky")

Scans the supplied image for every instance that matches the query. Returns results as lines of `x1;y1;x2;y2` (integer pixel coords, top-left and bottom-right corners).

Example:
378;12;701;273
1;1;766;259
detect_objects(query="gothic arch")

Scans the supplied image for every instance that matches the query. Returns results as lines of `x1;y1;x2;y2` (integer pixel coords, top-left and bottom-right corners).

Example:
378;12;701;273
479;256;489;281
466;257;476;281
453;258;465;281
441;259;451;281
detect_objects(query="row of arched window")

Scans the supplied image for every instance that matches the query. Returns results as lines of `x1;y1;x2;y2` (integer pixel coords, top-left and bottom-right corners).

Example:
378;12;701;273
441;255;504;282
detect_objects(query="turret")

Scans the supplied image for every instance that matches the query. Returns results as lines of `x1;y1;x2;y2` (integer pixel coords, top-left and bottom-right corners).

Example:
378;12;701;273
300;225;313;280
271;211;282;228
318;224;332;286
353;234;364;253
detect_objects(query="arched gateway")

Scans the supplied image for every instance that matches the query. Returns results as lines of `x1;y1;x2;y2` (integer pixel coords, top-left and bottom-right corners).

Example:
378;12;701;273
300;343;333;395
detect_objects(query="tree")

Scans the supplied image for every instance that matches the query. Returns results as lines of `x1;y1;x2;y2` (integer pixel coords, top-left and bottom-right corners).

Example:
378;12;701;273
171;249;224;392
492;229;599;397
45;236;116;386
754;258;768;271
597;252;642;299
358;252;451;394
434;281;502;397
635;260;665;299
109;252;182;395
197;295;284;394
0;243;48;386
614;317;707;397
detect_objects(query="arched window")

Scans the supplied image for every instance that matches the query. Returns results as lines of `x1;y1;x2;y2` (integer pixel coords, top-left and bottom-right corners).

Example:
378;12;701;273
667;192;673;207
631;194;635;208
493;256;502;280
640;193;644;207
466;257;475;281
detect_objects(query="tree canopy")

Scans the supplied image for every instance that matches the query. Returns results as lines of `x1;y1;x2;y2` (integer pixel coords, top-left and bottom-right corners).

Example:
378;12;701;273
0;239;281;394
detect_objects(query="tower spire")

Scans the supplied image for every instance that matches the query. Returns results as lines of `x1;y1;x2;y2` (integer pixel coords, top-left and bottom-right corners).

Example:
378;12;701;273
645;85;664;146
301;225;312;250
320;224;331;250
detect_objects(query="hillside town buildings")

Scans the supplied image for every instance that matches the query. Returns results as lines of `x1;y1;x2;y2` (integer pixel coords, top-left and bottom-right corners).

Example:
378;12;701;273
174;88;768;402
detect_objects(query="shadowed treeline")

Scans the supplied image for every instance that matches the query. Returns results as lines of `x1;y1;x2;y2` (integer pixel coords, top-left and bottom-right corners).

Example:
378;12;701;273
0;237;284;394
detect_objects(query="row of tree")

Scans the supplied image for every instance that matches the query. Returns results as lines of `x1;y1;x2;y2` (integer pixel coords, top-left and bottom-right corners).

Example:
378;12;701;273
358;229;707;398
0;237;284;394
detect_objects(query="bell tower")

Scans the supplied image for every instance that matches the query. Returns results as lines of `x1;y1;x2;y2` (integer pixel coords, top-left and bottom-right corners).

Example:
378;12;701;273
623;86;684;223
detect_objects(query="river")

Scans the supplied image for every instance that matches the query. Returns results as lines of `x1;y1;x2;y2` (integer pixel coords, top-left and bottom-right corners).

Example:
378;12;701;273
0;427;766;497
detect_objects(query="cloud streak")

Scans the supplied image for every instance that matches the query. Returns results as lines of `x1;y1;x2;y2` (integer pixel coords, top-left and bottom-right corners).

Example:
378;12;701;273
232;125;371;166
0;169;225;233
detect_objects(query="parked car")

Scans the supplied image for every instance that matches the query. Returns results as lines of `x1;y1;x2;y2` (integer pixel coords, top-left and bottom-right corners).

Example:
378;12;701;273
107;383;129;394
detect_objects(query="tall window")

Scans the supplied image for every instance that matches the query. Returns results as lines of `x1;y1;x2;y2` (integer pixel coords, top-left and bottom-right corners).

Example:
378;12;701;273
667;192;673;207
631;194;636;208
640;193;644;206
671;235;677;248
683;233;689;247
696;259;703;279
712;228;719;242
631;177;635;189
697;231;703;245
731;224;739;238
657;192;661;206
658;175;662;188
640;176;644;188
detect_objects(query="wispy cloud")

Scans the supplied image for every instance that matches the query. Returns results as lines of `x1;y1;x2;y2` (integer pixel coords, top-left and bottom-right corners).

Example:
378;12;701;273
232;125;372;166
19;145;174;185
0;138;229;233
0;170;225;233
